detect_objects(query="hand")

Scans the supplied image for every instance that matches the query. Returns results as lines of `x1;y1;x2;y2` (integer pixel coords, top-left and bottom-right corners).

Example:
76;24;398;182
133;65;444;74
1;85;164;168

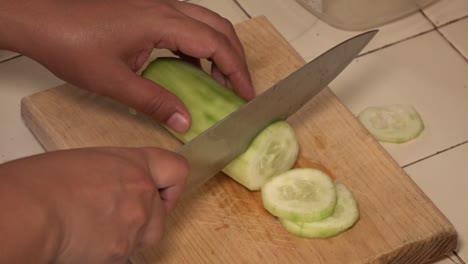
0;147;188;264
0;0;255;133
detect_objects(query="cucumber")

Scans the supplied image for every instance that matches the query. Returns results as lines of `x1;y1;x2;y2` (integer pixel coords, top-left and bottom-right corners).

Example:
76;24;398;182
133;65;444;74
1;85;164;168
222;121;299;190
142;57;299;190
261;168;337;222
279;183;359;239
358;104;424;144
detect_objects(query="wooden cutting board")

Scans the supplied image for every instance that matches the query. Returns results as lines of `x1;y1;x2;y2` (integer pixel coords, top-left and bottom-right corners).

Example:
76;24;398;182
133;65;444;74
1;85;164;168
21;16;457;263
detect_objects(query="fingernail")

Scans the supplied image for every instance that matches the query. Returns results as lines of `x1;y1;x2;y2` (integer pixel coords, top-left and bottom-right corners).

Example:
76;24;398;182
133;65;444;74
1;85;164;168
167;112;189;133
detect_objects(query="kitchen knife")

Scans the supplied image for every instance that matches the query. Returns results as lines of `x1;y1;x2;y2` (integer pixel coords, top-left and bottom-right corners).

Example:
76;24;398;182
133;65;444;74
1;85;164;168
177;30;377;196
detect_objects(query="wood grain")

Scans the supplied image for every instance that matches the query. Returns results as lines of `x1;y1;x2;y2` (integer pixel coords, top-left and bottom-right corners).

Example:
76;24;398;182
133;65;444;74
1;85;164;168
21;16;457;264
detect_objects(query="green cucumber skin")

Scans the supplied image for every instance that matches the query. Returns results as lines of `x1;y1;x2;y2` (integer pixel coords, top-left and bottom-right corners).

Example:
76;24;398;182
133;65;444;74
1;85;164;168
143;57;299;190
142;57;245;142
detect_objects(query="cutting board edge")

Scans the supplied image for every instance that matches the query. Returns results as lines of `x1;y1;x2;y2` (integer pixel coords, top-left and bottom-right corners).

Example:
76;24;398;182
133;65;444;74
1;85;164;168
374;226;458;263
296;89;459;262
330;92;459;260
21;93;64;151
325;87;459;233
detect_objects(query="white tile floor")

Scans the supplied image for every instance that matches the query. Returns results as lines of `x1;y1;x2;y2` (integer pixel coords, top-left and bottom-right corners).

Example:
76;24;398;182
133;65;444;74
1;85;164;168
406;143;468;261
423;0;468;27
329;31;468;167
235;0;434;61
1;0;467;263
439;17;468;60
0;57;63;163
188;0;248;24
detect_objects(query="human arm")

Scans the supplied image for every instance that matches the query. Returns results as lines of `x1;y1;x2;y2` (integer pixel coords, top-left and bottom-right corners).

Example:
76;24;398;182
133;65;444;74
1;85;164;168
0;0;255;132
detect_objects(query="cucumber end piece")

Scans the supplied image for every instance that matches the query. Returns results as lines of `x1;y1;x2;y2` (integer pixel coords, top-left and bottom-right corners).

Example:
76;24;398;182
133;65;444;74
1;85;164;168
223;121;300;191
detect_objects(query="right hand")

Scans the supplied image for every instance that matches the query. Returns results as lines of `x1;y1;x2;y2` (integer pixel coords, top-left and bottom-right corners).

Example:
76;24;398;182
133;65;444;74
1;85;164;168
0;147;188;264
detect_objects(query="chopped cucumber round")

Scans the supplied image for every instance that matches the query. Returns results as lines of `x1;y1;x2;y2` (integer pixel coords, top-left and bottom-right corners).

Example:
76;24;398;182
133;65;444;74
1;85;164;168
358;104;424;144
261;168;336;222
223;121;299;191
280;183;359;239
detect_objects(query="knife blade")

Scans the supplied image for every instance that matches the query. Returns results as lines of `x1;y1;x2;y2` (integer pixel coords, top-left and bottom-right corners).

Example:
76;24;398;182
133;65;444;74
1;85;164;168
177;30;377;196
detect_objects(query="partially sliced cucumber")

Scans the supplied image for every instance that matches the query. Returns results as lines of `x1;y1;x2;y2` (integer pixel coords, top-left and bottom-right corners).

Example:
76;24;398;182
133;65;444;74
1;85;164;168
358;104;424;144
261;168;336;222
280;183;359;239
142;57;300;191
223;121;299;191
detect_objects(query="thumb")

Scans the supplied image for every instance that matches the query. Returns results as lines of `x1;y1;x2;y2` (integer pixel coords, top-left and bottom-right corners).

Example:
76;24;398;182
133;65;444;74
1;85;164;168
103;63;191;133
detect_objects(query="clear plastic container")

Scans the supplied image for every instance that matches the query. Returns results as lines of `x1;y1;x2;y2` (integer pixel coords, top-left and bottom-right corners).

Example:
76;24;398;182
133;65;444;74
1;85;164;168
295;0;440;31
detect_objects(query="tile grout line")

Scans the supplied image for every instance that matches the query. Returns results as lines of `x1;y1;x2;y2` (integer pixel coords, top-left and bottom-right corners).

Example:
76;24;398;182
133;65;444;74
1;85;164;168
433;13;468;29
232;0;252;19
419;8;439;28
355;9;440;58
357;28;436;58
420;11;468;63
453;251;466;264
434;30;468;62
402;140;468;168
445;253;459;264
0;54;22;64
358;10;468;59
397;12;468;170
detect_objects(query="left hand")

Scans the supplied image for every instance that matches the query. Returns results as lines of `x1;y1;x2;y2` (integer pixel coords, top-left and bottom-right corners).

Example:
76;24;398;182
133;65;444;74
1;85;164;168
0;0;255;133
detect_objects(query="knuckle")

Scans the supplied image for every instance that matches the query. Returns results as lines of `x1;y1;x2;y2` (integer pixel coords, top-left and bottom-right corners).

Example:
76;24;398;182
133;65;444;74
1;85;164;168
140;211;167;248
219;17;235;33
108;239;131;261
125;204;149;229
134;174;157;195
143;95;168;120
210;32;230;51
148;1;182;22
150;1;174;15
142;229;165;248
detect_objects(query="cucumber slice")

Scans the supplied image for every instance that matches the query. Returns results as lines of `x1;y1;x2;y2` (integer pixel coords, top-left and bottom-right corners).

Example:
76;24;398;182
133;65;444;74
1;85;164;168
358;104;424;143
223;121;299;190
280;183;359;239
261;168;337;222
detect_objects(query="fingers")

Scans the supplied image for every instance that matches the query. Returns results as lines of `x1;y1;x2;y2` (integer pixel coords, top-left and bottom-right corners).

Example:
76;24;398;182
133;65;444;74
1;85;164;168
115;147;188;249
142;148;189;211
100;61;191;133
211;63;227;87
139;192;166;248
137;148;189;248
155;12;255;101
174;52;202;69
172;2;246;61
